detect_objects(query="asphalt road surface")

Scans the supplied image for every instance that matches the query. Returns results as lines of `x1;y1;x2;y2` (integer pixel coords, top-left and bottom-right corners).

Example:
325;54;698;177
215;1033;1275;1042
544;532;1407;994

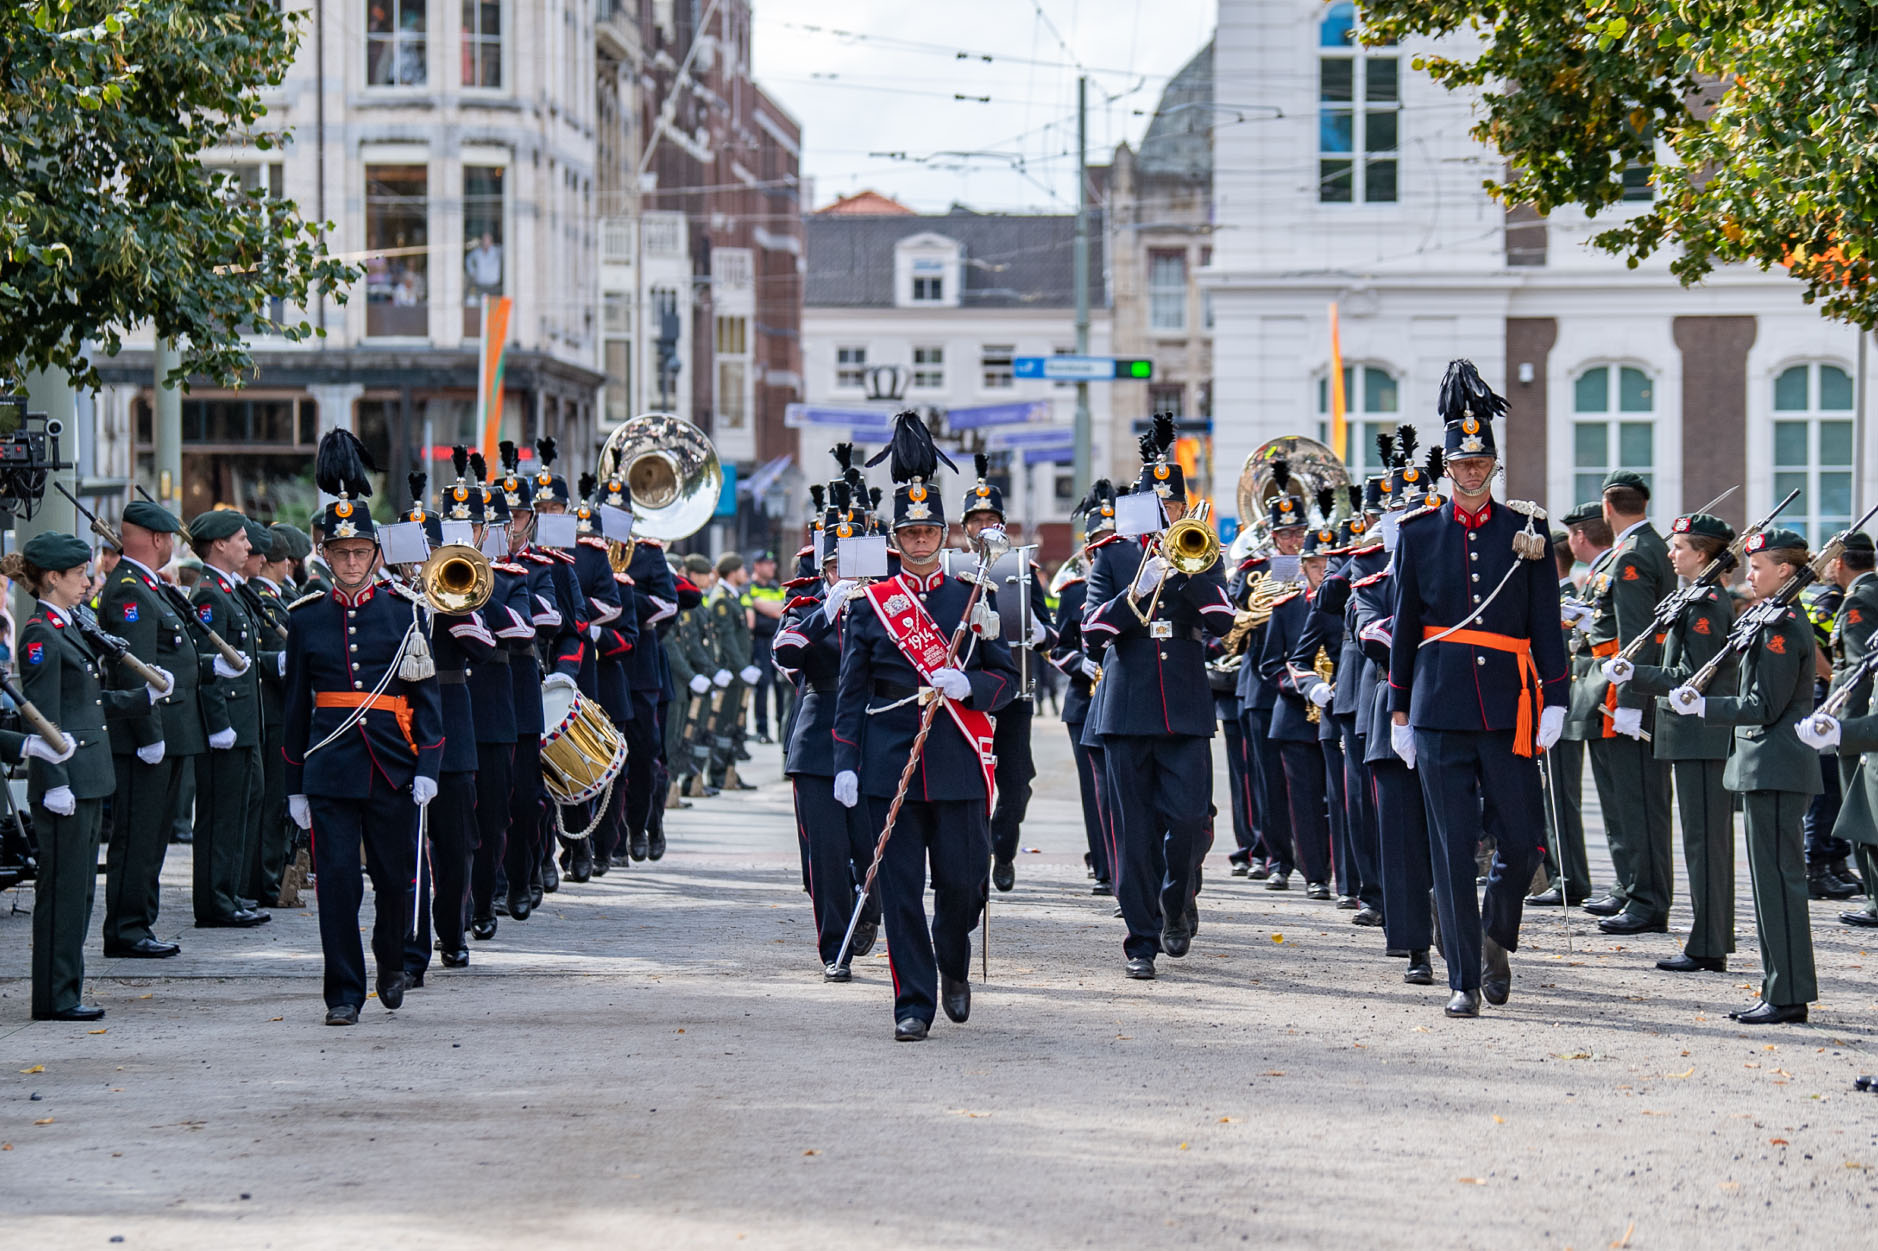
3;723;1876;1249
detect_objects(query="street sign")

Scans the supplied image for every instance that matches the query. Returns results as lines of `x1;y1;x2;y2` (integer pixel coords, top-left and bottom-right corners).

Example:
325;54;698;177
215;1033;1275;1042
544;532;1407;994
1012;356;1155;382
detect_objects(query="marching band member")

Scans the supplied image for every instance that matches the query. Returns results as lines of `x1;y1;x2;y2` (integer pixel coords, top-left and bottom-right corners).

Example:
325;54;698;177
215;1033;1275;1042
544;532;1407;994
1236;462;1311;889
1261;491;1338;901
572;472;635;873
499;440;558;903
1050;482;1115;893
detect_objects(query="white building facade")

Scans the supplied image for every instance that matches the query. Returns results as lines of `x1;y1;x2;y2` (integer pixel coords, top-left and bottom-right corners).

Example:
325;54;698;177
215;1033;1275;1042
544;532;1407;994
1208;0;1868;545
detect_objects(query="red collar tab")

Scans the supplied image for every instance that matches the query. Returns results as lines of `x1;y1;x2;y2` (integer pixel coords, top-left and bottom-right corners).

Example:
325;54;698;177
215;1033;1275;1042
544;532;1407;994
333;583;377;609
1453;501;1492;530
900;568;945;593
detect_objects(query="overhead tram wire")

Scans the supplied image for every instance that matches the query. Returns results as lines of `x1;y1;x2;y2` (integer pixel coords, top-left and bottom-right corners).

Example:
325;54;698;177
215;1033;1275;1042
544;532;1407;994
756;17;1181;83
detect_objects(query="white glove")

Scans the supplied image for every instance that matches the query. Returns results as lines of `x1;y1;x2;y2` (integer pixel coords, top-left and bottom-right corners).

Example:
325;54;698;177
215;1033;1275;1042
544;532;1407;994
24;734;75;764
288;794;312;830
1610;706;1643;740
1669;685;1705;718
1796;714;1842;751
930;667;971;701
1132;555;1167;596
833;770;859;808
213;652;249;679
1602;657;1634;685
208;727;237;751
41;785;76;817
145;665;174;701
412;776;438;808
587;622;603;641
712;669;733;689
135;740;166;766
1538;704;1567;750
1560;601;1595;629
1307;681;1334;708
1390;722;1416;770
543;672;578;695
739;665;761;685
823;579;858;625
689;673;711;695
1079;657;1102;680
1027;619;1048;647
276;650;287;678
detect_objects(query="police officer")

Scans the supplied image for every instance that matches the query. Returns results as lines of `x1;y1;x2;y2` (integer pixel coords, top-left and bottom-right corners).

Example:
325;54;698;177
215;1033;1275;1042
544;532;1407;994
831;411;1019;1039
1387;361;1569;1017
98;500;207;958
1083;415;1236;979
187;510;268;928
11;533;165;1019
284;430;445;1025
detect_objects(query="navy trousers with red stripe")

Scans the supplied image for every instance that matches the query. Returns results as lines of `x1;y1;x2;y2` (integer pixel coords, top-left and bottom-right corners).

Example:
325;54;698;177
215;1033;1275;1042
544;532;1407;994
309;768;418;1010
795;774;881;966
1105;733;1212;962
870;795;988;1026
1067;722;1110;883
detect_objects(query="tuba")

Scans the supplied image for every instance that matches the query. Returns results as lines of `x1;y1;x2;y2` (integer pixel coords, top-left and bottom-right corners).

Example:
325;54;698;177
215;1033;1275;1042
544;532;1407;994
595;413;723;570
419;543;494;613
1235;435;1351;557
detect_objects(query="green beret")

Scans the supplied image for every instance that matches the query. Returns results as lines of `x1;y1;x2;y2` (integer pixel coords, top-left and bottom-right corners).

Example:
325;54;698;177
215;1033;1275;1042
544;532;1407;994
187;509;249;546
1601;469;1650;499
1669;512;1734;544
1549;529;1569;548
1840;530;1875;554
21;531;92;572
122;500;182;533
683;553;713;574
269;522;312;561
1562;501;1602;528
1745;527;1807;556
242;518;273;554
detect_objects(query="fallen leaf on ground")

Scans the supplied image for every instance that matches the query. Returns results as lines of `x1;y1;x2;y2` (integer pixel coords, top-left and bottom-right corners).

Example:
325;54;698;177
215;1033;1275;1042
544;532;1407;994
1770;1138;1789;1146
1271;934;1284;944
1412;1025;1432;1033
1218;1117;1237;1123
1612;1220;1635;1248
1492;1116;1505;1124
268;1017;283;1023
1666;1067;1695;1079
1554;1051;1593;1060
1845;1162;1867;1170
86;1030;106;1035
1718;1181;1740;1193
1457;1177;1485;1185
1178;1142;1188;1150
137;993;152;1000
802;1149;818;1156
18;1065;42;1075
1262;1070;1286;1077
33;1119;52;1126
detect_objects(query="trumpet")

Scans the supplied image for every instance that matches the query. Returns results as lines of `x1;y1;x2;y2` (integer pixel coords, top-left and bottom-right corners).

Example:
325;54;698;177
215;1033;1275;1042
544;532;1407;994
1128;500;1220;624
418;543;494;614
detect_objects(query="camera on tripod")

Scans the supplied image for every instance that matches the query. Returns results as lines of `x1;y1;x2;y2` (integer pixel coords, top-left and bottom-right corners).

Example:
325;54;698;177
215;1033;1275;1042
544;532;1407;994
0;390;71;531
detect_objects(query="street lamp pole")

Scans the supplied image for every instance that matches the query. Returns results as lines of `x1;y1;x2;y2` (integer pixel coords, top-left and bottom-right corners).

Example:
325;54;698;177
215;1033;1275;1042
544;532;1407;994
1073;75;1091;494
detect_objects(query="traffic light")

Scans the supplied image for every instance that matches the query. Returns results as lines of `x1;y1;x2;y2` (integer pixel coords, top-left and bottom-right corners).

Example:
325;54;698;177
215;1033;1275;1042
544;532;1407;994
1112;359;1153;380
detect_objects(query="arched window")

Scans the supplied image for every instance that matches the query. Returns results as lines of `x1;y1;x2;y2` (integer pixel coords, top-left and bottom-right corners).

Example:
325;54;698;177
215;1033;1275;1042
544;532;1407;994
1318;363;1399;481
1772;362;1855;547
1572;365;1654;507
1319;3;1398;203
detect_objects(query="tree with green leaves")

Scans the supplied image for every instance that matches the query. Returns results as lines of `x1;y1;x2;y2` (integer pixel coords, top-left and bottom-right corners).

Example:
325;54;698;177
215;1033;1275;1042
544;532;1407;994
0;0;357;389
1363;0;1878;326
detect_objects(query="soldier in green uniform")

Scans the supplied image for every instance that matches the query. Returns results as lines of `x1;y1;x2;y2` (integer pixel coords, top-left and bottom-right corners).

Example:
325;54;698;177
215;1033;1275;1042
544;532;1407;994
1576;472;1677;935
673;554;722;796
238;519;293;905
1606;512;1738;971
664;556;702;795
707;552;758;791
8;533;169;1019
1670;529;1821;1024
98;500;219;958
187;511;268;928
1533;510;1602;906
1822;533;1878;906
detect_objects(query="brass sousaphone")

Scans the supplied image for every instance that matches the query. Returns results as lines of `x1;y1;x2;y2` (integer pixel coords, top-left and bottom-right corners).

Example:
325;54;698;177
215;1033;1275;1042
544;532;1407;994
1231;434;1352;564
594;412;724;570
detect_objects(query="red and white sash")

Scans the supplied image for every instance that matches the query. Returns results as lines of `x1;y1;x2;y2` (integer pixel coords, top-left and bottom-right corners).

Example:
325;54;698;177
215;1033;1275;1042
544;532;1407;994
863;577;998;807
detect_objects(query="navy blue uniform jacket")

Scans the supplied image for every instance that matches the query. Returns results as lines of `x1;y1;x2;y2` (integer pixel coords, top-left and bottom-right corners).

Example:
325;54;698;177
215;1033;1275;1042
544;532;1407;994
1082;535;1234;738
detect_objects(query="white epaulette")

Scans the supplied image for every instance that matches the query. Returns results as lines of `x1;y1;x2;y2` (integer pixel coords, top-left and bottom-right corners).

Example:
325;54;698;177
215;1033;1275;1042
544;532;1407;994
288;591;324;611
389;580;426;605
1507;500;1547;521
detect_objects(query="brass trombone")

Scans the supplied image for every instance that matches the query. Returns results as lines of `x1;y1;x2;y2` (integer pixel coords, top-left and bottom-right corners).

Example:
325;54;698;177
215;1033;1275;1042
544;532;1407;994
1127;500;1220;624
417;543;494;614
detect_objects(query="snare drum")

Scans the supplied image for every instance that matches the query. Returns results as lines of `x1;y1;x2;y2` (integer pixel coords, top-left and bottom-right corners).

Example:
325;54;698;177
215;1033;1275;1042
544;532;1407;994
540;681;627;804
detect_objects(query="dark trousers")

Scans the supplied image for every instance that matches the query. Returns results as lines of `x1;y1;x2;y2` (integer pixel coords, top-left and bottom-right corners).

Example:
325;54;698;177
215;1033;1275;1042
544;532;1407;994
1590;734;1675;921
752;635;786;734
248;727;289;904
1743;789;1817;1006
1244;707;1292;872
870;794;988;1025
1540;738;1591;899
794;773;881;966
471;742;518;917
1413;728;1544;992
1277;739;1330;884
193;744;258;920
103;750;182;947
308;772;418;1010
411;772;477;964
1086;740;1117;884
1323;733;1352;895
1106;733;1213;961
1220;711;1257;862
170;759;195;844
1806;756;1853;864
621;688;661;847
509;733;547;868
1339;717;1383;911
1067;723;1110;883
32;797;104;1018
989;699;1036;862
1676;757;1735;959
646;695;671;842
1372;758;1432;953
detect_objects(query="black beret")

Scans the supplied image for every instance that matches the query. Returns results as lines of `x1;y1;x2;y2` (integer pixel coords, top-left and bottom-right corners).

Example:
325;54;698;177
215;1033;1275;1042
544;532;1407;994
1668;512;1735;544
269;523;312;561
188;510;250;545
22;531;92;571
1839;530;1875;554
242;518;273;555
1562;501;1603;528
122;500;182;533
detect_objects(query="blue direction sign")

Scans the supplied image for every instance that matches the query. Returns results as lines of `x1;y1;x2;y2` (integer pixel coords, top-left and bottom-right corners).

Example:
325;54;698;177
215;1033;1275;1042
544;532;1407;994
1013;355;1154;381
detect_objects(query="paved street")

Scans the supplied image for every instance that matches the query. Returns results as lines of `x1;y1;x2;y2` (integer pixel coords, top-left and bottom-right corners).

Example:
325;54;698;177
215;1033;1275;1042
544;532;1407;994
3;724;1877;1249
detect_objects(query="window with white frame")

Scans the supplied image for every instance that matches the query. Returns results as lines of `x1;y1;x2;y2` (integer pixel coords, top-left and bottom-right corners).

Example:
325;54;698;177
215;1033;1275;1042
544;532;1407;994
367;0;428;87
1317;363;1399;482
912;346;944;390
1773;362;1855;547
461;0;501;89
1319;2;1398;204
981;344;1015;390
912;275;944;303
1149;250;1187;332
1572;365;1654;507
835;345;866;390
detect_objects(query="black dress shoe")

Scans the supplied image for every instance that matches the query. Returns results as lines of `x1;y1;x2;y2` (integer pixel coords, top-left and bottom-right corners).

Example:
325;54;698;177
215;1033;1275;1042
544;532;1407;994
991;857;1015;893
941;974;971;1023
1657;952;1726;972
493;894;511;916
1482;937;1511;1005
1162;922;1192;959
894;1017;929;1041
1598;912;1668;935
441;948;470;968
237;897;258;911
540;861;559;893
42;1003;106;1022
1525;886;1565;907
564;843;592;883
404;970;425;990
1445;989;1481;1017
726;779;758;791
1808;868;1859;900
1840;909;1878;928
1230;861;1249;877
851;917;879;959
647;829;666;860
1306;881;1332;901
376;974;407;1011
1125;957;1156;980
195;910;268;928
1730;1001;1808;1025
1265;872;1291;892
1091;879;1113;896
823;963;851;983
104;937;181;959
529;883;544;908
325;1004;359;1026
1830;857;1864;891
1248;863;1271;881
507;889;532;921
1581;894;1624;917
471;915;498;941
1404;951;1434;985
630;832;650;861
1351;907;1383;927
1336;895;1360;910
